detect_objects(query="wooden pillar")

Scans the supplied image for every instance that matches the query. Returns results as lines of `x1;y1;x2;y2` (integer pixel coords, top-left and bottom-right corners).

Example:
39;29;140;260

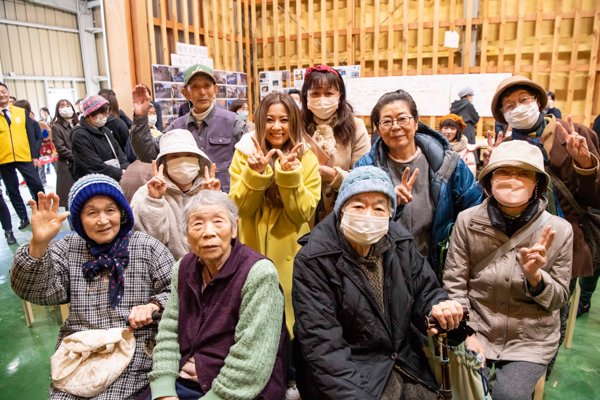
130;0;153;90
104;0;135;115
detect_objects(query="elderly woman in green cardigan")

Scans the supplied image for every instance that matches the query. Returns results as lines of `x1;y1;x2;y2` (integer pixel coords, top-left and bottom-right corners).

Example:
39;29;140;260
146;190;287;400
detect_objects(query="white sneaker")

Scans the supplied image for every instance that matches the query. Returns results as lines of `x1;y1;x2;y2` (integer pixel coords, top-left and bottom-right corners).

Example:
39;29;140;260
286;380;300;400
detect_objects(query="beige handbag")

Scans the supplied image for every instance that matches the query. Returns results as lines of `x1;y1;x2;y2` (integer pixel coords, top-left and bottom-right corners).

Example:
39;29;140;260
424;337;491;400
51;328;136;397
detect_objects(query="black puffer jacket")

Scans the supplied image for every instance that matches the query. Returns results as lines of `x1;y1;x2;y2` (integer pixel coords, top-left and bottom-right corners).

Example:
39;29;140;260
105;115;130;152
292;213;451;400
70;118;130;182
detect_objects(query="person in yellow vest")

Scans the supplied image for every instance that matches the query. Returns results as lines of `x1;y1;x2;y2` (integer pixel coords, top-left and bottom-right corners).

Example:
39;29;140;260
0;82;45;230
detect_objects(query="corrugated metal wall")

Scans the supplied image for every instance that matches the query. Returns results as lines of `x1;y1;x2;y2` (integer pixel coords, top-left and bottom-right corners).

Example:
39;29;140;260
0;0;86;114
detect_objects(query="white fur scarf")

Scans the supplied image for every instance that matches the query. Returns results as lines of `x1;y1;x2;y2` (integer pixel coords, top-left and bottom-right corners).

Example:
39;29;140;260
235;131;258;157
310;116;337;157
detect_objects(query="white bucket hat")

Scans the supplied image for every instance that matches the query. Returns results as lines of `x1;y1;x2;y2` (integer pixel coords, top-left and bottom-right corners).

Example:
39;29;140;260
155;129;212;172
479;140;551;193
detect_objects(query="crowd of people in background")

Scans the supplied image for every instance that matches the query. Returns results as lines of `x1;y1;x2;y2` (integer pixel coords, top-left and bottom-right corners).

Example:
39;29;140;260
1;62;600;400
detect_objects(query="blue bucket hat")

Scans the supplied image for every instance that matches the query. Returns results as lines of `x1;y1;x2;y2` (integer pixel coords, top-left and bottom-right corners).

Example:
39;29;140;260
334;166;397;218
68;174;134;242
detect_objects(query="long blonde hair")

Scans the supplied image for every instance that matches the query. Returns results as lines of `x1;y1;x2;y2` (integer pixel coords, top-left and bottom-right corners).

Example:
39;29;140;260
254;92;307;208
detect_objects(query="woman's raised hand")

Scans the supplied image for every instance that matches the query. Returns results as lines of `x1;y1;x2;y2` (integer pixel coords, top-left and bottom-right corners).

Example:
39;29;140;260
395;167;419;206
482;130;504;166
248;136;277;174
147;160;168;199
28;192;70;258
557;115;593;169
277;143;304;172
520;225;556;289
202;164;221;191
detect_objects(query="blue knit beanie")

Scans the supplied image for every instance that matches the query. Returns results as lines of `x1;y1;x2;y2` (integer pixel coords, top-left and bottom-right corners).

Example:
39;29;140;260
334;166;397;218
68;174;134;242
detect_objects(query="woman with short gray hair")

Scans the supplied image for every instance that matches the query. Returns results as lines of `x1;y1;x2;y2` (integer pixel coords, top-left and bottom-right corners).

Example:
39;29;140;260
147;189;287;400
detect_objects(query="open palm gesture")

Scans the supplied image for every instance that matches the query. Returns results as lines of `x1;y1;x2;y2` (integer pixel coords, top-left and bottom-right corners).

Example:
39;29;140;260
248;136;277;174
147;160;167;199
29;192;70;246
202;164;221;191
482;130;504;166
132;85;151;117
557;115;593;169
395;167;419;205
277;143;304;172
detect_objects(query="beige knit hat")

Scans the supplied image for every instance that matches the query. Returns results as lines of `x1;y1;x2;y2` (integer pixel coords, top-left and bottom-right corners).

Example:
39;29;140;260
479;140;551;193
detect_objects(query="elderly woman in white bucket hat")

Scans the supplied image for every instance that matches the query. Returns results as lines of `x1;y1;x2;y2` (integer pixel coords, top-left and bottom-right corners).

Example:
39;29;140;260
131;129;222;260
442;140;573;400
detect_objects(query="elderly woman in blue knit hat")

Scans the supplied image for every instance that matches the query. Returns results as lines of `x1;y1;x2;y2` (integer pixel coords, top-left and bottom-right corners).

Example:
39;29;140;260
10;175;174;399
292;166;467;400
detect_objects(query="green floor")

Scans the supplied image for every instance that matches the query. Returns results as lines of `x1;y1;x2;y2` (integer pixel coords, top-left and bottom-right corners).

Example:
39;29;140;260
0;177;599;399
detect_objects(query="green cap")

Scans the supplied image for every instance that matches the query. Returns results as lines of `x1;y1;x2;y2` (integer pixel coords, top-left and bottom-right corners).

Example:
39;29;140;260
183;64;215;86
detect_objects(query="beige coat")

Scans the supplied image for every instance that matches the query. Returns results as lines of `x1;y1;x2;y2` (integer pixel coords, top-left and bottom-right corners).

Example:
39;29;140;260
443;197;573;365
320;117;371;213
131;175;205;261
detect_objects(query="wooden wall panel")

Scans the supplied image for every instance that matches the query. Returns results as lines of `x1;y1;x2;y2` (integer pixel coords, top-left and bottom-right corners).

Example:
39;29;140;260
244;0;599;128
135;0;600;125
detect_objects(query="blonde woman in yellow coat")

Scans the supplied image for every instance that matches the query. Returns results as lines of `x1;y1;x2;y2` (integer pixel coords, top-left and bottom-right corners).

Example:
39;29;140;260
229;93;321;338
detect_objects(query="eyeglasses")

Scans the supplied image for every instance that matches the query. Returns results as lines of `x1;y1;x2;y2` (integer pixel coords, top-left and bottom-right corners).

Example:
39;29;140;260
501;95;536;114
492;168;536;180
378;117;413;131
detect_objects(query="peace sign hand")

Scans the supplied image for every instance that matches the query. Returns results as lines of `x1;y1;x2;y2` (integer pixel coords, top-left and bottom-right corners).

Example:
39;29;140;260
28;192;70;258
482;130;504;166
277;143;304;172
395;167;419;206
519;226;556;288
147;160;167;199
557;115;593;169
202;164;221;191
248;136;277;174
132;85;151;117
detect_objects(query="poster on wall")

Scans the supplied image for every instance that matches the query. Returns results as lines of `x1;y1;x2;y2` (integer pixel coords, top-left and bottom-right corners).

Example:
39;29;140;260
214;70;249;110
291;66;361;89
152;64;187;127
259;70;291;97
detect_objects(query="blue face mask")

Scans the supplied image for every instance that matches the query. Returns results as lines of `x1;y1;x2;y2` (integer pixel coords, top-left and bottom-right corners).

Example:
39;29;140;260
237;111;249;120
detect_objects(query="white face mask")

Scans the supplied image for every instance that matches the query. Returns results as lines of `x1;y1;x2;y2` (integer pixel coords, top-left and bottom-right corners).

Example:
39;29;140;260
93;115;108;128
166;156;200;185
148;115;158;127
547;99;554;109
308;96;339;120
491;177;536;208
504;101;540;130
340;212;389;246
59;107;74;119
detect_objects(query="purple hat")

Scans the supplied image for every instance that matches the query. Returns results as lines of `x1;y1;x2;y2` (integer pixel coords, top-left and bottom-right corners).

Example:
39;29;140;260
81;95;108;117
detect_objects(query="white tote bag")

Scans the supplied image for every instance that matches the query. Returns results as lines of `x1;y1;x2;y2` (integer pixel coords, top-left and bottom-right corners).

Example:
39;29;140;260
51;328;136;397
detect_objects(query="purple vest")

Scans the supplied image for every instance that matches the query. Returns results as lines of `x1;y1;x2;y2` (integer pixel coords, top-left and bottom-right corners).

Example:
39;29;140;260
171;107;236;192
177;240;287;398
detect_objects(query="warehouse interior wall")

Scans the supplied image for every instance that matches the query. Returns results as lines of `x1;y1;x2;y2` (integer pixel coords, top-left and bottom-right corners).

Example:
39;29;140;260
129;0;599;134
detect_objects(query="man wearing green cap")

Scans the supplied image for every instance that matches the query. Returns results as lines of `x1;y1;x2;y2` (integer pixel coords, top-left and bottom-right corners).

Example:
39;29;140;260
130;64;247;192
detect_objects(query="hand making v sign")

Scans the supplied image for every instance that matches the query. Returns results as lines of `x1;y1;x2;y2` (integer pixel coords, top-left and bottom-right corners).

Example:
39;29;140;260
277;143;304;172
248;136;277;174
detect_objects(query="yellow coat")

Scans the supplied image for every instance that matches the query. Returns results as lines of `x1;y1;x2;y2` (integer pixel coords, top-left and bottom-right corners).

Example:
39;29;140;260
229;135;321;335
